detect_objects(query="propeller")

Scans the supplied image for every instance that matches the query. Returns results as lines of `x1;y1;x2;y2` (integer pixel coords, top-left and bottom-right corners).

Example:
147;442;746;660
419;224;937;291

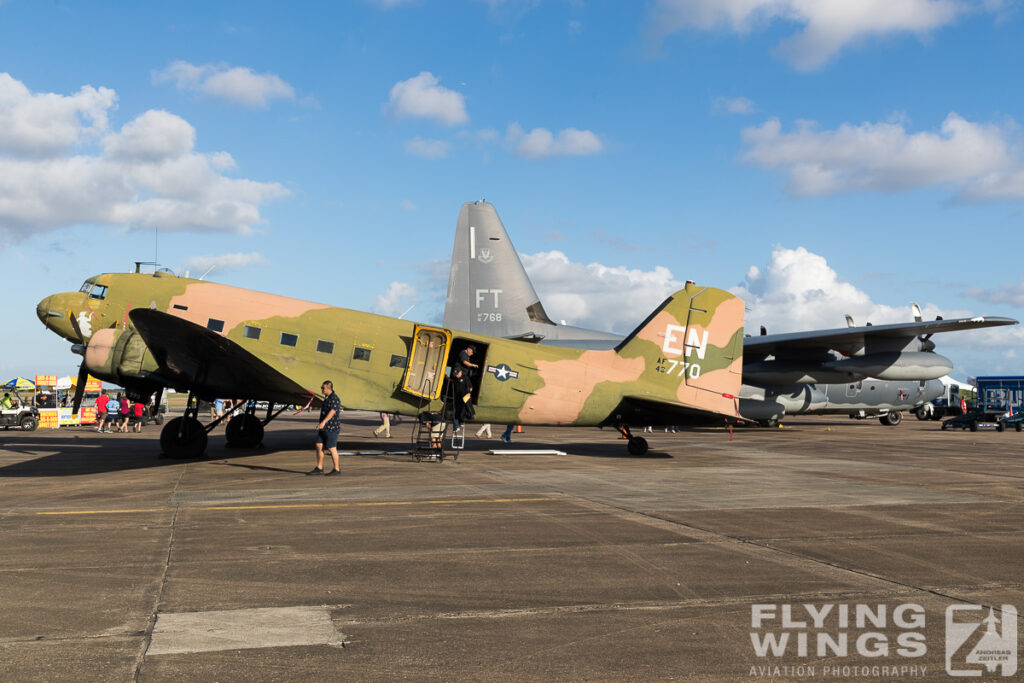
68;311;93;416
845;314;854;328
71;363;89;416
69;311;85;344
911;302;923;323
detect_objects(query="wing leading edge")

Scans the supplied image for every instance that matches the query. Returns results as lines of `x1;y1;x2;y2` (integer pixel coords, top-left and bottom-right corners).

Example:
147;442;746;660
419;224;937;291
744;316;1018;356
129;309;314;405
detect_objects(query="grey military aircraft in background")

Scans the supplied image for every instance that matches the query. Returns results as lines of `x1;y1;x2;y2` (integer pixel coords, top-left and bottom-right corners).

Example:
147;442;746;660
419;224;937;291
442;200;1017;425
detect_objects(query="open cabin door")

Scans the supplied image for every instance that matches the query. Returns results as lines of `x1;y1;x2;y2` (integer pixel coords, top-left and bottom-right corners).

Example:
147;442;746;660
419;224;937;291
402;325;452;400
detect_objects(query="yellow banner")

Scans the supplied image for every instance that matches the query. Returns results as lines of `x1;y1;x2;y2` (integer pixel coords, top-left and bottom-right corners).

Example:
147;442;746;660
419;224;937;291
35;375;57;386
38;409;59;429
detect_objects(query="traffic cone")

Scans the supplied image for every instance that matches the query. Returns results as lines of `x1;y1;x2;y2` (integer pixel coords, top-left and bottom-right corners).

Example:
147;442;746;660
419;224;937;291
515;425;522;433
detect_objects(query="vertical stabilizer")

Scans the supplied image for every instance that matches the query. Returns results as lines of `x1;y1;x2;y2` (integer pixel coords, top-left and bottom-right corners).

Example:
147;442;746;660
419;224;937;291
443;201;551;336
616;283;745;415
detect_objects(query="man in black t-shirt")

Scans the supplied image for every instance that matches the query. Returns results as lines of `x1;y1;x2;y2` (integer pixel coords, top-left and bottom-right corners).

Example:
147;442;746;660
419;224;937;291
309;380;342;476
457;345;480;377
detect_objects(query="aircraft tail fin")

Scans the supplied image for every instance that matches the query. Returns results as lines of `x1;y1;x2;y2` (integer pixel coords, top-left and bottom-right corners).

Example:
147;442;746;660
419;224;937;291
443;200;553;336
616;283;745;408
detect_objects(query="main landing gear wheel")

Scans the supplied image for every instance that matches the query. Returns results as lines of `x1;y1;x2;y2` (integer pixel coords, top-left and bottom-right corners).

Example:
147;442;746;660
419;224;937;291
226;413;264;448
879;411;903;426
627;436;649;456
160;417;208;458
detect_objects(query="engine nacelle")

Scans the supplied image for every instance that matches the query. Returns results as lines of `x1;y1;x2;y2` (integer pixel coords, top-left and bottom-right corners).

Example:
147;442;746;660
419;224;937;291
739;383;829;421
823;352;952;381
84;328;161;386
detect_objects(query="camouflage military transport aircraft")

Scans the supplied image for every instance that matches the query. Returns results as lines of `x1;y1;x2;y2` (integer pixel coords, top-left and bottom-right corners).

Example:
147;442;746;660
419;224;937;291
443;200;1017;426
37;271;745;456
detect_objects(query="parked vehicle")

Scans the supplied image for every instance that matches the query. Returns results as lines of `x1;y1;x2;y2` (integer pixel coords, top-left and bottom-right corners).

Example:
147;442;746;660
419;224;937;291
0;404;40;431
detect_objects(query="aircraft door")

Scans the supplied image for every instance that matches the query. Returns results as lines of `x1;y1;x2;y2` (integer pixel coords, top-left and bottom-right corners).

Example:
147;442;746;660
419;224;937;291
402;326;452;400
846;381;862;398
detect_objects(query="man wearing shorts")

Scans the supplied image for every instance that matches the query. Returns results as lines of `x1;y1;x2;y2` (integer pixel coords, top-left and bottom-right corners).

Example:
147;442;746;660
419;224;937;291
309;380;342;476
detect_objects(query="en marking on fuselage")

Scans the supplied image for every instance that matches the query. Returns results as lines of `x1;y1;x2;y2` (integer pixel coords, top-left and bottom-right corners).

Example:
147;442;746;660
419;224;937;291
661;324;708;359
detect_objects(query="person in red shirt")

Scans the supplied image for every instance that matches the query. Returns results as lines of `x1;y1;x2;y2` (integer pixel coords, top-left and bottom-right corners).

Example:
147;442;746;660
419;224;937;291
94;389;109;432
131;400;145;432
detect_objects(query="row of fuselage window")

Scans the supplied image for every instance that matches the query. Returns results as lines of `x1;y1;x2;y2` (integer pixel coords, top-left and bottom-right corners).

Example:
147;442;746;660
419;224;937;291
206;318;407;368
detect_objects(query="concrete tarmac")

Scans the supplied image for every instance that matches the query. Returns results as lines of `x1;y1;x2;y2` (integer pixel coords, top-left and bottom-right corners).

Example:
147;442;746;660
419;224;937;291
0;413;1021;681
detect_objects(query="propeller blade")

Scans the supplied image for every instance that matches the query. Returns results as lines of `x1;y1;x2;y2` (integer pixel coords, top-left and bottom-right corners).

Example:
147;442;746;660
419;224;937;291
845;314;854;328
68;311;84;343
72;363;89;416
911;302;923;323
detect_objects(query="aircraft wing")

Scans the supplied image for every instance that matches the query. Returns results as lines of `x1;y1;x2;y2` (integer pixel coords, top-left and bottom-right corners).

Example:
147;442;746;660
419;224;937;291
129;309;314;405
744;316;1018;356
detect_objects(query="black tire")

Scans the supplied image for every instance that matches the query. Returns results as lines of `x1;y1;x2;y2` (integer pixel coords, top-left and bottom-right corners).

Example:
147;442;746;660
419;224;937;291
1016;422;1023;432
941;423;947;431
627;436;649;456
225;414;264;448
914;407;930;421
160;417;207;458
880;411;903;426
154;414;164;426
930;412;943;421
997;423;1005;432
970;421;978;432
19;415;38;431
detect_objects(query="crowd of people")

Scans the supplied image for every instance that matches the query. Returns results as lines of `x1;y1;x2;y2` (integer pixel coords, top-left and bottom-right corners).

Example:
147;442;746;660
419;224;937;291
93;389;148;433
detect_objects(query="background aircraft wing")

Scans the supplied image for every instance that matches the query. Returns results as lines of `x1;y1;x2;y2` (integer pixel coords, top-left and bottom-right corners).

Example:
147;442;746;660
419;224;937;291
129;309;314;405
744;316;1017;356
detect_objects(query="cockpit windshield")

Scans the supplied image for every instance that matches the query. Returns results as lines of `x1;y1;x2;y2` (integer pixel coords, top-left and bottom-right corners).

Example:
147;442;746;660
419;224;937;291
79;280;107;300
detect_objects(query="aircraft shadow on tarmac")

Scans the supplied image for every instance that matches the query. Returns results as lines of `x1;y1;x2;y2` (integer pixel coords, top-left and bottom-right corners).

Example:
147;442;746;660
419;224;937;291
0;421;680;476
0;426;315;477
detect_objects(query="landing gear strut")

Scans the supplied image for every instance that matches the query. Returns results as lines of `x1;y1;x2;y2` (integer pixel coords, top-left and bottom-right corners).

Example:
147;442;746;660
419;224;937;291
160;396;289;458
160;393;207;458
617;423;649;456
226;401;267;448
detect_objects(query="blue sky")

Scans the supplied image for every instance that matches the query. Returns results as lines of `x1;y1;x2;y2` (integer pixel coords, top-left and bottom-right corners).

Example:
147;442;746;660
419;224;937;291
1;0;1022;381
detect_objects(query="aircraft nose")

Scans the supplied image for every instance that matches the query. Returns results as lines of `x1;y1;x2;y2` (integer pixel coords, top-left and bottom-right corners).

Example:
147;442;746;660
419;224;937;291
36;296;54;327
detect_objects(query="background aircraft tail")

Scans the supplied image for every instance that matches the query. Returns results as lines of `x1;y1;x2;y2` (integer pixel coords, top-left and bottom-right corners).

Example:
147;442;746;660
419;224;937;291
443;200;550;336
442;200;621;346
616;283;745;409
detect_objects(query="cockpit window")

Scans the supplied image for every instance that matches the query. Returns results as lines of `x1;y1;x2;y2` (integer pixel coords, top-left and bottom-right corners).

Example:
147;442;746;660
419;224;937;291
88;284;108;300
79;282;93;294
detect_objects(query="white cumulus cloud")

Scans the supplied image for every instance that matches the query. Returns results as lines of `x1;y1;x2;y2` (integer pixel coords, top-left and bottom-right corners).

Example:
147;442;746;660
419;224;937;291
154;61;295;108
520;250;684;333
387;72;468;126
0;74;289;239
648;0;974;70
405;136;451;158
732;245;953;333
183;252;268;274
506;123;604;159
0;73;115;157
373;281;419;317
741;113;1024;198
